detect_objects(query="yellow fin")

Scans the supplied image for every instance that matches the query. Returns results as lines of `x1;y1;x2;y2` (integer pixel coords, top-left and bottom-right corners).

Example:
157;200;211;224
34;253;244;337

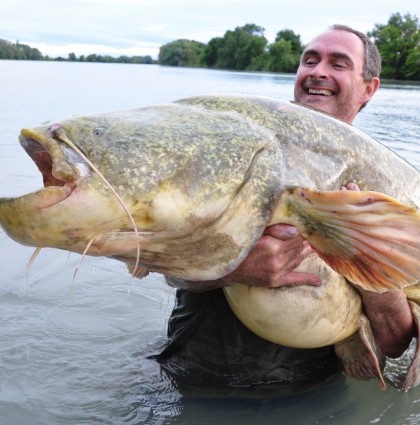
281;188;420;292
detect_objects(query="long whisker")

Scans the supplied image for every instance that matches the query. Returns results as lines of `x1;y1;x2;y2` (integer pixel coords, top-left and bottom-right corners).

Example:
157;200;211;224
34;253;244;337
73;235;96;283
59;134;142;275
25;246;42;286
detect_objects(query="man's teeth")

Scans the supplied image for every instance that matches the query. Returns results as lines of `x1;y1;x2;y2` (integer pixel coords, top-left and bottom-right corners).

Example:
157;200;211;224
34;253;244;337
308;89;333;96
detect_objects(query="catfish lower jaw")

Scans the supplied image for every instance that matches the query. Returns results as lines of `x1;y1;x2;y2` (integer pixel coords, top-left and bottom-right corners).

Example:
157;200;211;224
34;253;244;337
35;181;76;208
0;178;76;213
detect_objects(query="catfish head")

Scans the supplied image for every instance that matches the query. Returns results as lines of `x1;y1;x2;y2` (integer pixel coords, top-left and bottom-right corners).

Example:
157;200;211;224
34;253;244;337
0;120;140;256
0;103;280;279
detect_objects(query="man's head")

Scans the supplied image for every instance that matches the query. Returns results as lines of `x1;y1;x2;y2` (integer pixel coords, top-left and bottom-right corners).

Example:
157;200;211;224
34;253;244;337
294;25;381;124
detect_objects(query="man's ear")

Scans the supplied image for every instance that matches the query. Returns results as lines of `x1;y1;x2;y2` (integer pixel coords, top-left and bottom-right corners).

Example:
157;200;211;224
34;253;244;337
364;77;380;101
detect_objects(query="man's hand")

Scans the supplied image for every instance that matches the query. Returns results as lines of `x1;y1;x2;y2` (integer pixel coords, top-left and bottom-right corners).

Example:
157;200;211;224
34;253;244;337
221;224;321;288
166;223;320;293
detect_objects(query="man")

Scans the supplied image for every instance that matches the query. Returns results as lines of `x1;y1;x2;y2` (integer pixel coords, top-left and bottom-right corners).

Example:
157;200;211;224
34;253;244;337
155;25;415;396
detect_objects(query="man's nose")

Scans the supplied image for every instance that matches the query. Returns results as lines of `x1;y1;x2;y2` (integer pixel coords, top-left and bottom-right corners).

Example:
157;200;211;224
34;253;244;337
310;61;328;79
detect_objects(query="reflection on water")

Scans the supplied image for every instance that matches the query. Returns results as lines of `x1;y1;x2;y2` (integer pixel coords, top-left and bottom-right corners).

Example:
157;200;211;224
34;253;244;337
0;61;419;424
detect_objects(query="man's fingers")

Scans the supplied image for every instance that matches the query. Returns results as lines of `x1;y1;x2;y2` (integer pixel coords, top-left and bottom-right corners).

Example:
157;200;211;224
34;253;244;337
299;241;313;258
263;224;299;239
341;182;360;191
253;236;313;269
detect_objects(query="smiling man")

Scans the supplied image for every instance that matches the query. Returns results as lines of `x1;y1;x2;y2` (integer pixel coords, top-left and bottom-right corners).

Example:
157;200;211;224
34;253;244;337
291;25;413;361
157;25;415;397
294;24;380;123
294;25;380;124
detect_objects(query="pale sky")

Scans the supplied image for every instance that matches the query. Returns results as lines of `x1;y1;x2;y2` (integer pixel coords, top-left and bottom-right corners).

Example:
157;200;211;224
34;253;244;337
1;0;418;59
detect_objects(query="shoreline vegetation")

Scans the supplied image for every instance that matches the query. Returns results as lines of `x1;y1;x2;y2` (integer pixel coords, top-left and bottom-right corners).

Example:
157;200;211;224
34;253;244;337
1;12;419;81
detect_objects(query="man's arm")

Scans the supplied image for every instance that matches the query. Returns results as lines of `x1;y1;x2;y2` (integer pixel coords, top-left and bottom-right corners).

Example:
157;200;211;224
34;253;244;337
358;288;415;358
166;205;416;357
166;224;321;293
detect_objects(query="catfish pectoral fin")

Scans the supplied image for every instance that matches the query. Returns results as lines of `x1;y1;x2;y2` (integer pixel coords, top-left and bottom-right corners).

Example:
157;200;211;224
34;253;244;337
335;314;386;390
280;188;420;293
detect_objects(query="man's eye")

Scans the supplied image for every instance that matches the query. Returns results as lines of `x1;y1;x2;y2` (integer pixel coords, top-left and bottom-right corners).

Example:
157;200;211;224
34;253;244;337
334;62;348;69
304;58;318;66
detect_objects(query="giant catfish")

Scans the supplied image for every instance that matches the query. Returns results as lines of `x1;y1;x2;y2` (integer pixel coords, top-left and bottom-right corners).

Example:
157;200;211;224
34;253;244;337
1;94;420;390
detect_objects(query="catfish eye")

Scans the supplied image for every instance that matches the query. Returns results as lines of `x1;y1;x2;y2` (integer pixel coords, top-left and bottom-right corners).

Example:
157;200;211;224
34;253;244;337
93;126;105;137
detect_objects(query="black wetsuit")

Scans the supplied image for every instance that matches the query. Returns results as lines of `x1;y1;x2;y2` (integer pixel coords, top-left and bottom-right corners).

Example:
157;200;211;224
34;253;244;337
154;288;343;397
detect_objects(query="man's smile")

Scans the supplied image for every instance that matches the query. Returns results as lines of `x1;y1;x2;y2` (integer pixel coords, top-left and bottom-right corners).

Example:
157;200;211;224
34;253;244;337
307;88;335;96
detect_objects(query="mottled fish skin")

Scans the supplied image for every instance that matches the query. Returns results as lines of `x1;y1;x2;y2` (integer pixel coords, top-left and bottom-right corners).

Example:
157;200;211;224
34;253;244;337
0;95;287;279
1;94;420;390
1;95;419;278
175;95;420;207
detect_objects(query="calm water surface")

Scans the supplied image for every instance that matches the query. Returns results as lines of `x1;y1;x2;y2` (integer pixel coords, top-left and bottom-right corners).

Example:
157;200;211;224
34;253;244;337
0;60;420;425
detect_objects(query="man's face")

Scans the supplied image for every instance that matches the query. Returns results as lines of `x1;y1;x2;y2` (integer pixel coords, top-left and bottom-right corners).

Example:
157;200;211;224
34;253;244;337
294;30;378;124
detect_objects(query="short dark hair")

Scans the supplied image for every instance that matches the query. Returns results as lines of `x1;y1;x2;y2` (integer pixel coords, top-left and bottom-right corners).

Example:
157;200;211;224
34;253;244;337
329;24;381;81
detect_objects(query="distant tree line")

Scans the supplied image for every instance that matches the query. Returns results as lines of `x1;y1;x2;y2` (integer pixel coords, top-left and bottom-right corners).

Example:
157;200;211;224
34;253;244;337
159;13;420;81
0;39;44;60
159;24;304;73
0;39;156;64
1;12;419;80
63;52;156;64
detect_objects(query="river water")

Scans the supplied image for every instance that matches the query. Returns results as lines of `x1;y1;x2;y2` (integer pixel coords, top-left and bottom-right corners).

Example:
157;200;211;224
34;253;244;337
0;60;419;425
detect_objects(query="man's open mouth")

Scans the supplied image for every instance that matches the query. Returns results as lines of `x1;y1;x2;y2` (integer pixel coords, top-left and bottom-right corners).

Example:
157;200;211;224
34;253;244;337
306;88;334;96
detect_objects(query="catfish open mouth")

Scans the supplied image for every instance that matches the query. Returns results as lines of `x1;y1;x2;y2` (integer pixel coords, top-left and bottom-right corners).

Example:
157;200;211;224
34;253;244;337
18;130;91;208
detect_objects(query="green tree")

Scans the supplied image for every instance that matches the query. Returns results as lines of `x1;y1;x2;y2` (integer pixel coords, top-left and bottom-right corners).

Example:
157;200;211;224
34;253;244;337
85;53;100;62
369;12;420;80
267;39;295;72
0;39;43;60
0;39;14;59
275;29;303;52
267;29;303;72
18;43;41;59
215;24;267;70
203;37;223;67
131;55;154;64
158;39;206;67
404;45;420;79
